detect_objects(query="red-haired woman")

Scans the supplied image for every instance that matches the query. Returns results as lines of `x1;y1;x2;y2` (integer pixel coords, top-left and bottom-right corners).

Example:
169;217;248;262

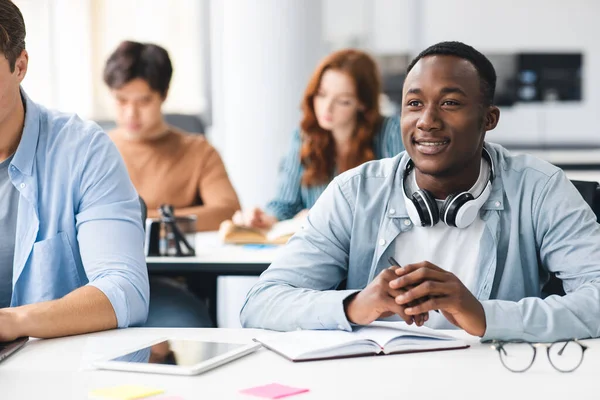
233;49;404;229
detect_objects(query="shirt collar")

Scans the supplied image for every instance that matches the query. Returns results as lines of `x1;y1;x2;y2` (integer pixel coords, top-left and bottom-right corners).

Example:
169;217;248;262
11;88;41;176
386;142;505;219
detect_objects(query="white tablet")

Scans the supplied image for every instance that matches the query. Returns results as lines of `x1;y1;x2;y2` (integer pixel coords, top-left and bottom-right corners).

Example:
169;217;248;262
93;338;261;376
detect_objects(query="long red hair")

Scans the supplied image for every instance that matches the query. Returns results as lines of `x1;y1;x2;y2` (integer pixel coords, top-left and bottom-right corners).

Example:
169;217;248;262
300;49;382;186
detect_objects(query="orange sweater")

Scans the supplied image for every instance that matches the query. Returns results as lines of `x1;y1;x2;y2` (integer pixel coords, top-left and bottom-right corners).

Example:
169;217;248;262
109;128;240;231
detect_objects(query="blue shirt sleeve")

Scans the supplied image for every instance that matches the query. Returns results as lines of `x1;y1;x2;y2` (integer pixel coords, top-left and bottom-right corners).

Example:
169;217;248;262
75;132;150;328
482;170;600;342
241;175;359;331
380;115;404;158
265;129;305;221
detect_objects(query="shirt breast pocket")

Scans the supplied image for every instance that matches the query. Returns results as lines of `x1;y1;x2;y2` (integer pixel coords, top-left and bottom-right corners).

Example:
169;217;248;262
25;232;81;302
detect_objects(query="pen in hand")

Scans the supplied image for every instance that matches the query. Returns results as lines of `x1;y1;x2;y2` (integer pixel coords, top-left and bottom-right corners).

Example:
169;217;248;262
388;257;440;314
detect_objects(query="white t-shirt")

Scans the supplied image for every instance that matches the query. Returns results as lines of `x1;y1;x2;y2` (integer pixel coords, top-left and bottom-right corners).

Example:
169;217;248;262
393;159;490;327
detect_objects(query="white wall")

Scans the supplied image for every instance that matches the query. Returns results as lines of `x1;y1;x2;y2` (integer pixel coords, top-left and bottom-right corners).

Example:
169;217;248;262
15;0;207;120
92;0;207;119
323;0;600;146
421;0;600;146
210;0;325;209
16;0;54;107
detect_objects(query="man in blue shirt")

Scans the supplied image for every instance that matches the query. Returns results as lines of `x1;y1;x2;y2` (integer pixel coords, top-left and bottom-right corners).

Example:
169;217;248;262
0;0;149;342
241;41;600;342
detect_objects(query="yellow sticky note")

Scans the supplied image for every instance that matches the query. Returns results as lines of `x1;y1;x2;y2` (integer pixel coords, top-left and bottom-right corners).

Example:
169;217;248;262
89;385;164;400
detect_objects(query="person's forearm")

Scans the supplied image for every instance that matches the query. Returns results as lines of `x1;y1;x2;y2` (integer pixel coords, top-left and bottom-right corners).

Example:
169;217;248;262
148;204;238;231
240;281;359;331
8;286;117;338
481;283;600;342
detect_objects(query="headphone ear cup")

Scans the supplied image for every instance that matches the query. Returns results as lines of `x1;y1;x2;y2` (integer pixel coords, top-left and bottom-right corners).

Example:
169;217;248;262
439;193;456;223
411;189;439;227
442;192;474;227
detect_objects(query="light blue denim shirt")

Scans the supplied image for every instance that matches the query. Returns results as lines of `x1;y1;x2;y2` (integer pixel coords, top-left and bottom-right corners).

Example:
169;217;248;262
241;142;600;342
8;90;149;327
266;115;404;221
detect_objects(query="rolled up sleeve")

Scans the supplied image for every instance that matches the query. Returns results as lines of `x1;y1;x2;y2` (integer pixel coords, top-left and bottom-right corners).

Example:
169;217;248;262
241;176;357;331
483;171;600;342
75;132;150;327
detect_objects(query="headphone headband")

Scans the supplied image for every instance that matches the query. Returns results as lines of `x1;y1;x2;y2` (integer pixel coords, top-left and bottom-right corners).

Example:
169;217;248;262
402;148;494;228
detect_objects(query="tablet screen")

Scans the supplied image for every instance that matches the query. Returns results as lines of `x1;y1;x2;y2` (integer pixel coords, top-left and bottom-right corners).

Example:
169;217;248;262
109;340;246;366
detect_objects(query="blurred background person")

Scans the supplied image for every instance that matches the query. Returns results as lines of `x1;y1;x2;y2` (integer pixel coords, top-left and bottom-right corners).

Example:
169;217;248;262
233;49;404;230
104;41;240;327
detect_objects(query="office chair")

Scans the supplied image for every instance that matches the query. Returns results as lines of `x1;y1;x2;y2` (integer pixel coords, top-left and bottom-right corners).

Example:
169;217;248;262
570;180;600;222
139;196;147;228
542;180;600;297
95;114;205;135
164;114;205;134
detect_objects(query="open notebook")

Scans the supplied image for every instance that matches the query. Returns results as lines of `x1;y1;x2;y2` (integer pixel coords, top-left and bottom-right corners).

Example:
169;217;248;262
254;321;469;362
219;216;305;245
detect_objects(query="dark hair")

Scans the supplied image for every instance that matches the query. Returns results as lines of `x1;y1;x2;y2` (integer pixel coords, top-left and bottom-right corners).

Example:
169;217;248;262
0;0;26;72
103;41;173;97
406;41;496;106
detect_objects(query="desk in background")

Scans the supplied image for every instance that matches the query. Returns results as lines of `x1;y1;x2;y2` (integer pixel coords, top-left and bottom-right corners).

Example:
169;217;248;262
511;148;600;182
146;232;281;326
146;232;279;275
2;327;598;399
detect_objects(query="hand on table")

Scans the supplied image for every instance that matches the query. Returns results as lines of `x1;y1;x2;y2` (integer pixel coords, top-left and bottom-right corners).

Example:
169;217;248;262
232;208;278;230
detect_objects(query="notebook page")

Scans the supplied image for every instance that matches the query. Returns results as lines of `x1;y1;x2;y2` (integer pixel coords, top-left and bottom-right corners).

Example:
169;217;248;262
255;329;374;360
265;217;305;241
383;337;467;354
353;321;457;347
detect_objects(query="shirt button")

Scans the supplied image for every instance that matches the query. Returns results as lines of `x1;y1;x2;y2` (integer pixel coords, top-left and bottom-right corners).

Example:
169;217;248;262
404;220;411;226
495;201;501;207
19;183;26;189
389;208;396;215
11;165;16;170
379;239;386;246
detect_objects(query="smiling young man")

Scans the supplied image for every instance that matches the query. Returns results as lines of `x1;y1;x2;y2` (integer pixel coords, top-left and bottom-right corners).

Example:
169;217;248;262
0;0;148;342
240;41;600;342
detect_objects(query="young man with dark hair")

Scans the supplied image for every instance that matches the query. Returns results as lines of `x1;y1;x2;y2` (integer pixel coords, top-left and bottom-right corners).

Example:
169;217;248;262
104;41;173;98
0;0;149;342
241;41;600;342
103;41;240;327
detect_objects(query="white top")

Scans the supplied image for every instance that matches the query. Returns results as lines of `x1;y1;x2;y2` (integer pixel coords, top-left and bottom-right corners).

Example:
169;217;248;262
395;159;489;328
393;219;485;295
2;328;598;400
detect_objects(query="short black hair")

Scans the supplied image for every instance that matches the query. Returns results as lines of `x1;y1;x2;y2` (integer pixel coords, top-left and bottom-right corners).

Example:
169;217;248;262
0;0;26;71
406;41;496;106
103;41;173;97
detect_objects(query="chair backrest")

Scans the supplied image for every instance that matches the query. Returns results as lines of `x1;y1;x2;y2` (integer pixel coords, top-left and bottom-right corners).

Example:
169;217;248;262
139;196;147;230
164;114;205;134
95;114;205;135
543;179;600;297
570;180;600;222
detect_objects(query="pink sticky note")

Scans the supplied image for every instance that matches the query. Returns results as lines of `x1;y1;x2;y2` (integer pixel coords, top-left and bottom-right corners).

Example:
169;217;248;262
240;383;309;399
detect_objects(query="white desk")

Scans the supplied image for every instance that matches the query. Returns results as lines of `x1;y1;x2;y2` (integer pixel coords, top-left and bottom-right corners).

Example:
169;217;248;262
2;328;599;400
511;149;600;182
146;232;280;274
512;149;600;167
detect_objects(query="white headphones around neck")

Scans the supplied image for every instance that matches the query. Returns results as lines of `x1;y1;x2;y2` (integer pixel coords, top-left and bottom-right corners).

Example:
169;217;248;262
402;148;494;229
